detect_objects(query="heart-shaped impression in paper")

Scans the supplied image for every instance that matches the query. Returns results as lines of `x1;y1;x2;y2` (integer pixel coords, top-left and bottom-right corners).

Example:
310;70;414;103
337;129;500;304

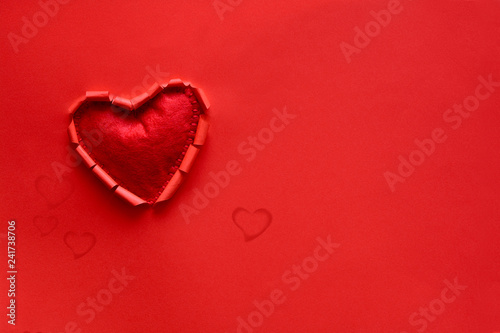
232;208;272;241
67;79;210;206
64;232;96;259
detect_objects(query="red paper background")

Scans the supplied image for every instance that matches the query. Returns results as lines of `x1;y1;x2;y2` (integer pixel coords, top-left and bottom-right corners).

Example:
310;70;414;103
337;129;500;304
1;0;499;332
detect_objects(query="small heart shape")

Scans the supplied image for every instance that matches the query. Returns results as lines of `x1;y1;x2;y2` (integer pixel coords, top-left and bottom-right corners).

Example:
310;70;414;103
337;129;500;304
64;232;96;259
33;216;58;236
35;175;74;208
68;79;209;206
232;208;272;241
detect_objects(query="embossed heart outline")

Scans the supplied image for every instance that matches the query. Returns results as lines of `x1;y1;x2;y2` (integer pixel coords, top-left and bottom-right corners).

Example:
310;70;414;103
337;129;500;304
67;79;210;206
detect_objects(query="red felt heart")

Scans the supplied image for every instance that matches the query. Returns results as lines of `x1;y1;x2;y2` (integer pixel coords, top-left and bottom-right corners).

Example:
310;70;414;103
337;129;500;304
68;80;209;206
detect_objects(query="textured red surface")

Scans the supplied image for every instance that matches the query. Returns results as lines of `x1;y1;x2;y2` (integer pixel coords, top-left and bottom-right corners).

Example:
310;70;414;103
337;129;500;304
74;87;200;203
1;1;500;333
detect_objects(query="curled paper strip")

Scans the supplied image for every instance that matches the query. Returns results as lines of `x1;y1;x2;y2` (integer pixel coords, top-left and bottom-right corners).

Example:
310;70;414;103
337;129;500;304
67;120;78;145
179;145;200;173
147;82;163;97
156;170;184;203
86;91;110;101
131;92;150;109
165;78;185;87
114;186;147;206
75;146;96;169
194;114;209;146
92;165;118;190
68;96;86;114
193;87;210;111
67;79;210;206
112;96;133;110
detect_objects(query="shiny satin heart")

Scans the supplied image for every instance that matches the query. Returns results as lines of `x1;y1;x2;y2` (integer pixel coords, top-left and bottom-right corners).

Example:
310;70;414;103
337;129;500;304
71;83;207;205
